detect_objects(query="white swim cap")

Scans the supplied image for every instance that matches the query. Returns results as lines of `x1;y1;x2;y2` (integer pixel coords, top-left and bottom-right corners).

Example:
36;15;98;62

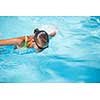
40;25;58;34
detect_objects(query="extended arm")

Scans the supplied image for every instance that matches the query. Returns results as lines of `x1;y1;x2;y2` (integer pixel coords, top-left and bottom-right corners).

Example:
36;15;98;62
0;37;24;46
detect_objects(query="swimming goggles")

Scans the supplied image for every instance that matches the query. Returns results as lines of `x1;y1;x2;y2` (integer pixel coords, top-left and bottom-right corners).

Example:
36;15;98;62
34;29;49;50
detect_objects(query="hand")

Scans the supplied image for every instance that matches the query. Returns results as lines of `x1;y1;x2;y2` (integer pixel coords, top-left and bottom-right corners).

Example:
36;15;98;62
48;31;56;37
27;39;34;48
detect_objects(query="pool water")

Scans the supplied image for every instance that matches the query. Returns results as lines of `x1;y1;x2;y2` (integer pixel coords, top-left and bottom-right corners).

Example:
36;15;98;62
0;16;100;83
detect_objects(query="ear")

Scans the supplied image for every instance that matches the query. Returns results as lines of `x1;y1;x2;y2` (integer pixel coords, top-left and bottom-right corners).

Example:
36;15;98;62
34;28;39;34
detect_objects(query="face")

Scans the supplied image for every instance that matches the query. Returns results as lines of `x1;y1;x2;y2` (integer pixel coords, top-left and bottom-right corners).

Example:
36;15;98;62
32;30;49;52
31;38;42;52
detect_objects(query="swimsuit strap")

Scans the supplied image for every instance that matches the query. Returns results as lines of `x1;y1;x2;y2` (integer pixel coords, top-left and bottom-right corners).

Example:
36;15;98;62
23;36;28;48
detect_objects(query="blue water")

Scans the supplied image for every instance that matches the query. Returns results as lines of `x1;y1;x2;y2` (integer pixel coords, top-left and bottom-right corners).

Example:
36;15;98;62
0;16;100;83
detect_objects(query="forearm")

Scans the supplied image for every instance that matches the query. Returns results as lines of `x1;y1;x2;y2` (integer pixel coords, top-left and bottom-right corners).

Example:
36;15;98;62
0;38;23;46
0;39;16;46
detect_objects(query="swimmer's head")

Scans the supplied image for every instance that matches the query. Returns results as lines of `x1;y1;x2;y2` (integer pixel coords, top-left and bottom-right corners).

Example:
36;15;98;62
33;28;49;51
40;25;57;36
